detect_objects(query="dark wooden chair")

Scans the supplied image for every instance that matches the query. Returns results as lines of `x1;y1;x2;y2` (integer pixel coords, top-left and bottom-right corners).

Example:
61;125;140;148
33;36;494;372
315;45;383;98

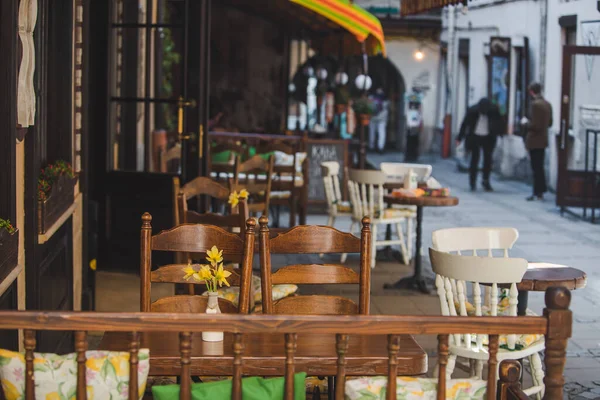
0;286;572;400
257;215;372;315
209;141;248;185
140;213;256;313
231;155;274;218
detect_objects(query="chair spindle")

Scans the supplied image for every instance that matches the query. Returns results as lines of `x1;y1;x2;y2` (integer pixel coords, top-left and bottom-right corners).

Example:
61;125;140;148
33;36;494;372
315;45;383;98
24;330;36;400
386;335;400;400
75;331;88;399
335;334;349;400
179;332;192;400
284;333;297;400
129;331;140;400
437;334;449;400
232;333;244;400
486;334;499;400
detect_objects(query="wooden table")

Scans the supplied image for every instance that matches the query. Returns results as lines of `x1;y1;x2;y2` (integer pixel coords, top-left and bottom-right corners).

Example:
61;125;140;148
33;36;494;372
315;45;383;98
516;263;587;316
100;332;427;377
383;195;459;294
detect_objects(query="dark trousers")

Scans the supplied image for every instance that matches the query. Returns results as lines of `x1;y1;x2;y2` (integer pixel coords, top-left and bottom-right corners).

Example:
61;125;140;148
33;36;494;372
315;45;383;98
405;130;420;161
529;148;547;196
469;135;495;186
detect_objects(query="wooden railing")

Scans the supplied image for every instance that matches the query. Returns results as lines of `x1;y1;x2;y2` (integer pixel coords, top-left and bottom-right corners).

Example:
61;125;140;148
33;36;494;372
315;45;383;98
0;287;572;400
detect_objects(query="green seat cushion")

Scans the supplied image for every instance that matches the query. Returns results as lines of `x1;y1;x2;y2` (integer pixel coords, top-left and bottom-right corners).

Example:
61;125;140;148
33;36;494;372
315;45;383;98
211;150;231;163
152;372;306;400
247;146;274;161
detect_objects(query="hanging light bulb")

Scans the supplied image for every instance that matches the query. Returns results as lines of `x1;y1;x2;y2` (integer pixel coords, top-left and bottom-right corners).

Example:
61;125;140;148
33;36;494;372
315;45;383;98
354;74;372;91
414;48;425;61
335;72;348;85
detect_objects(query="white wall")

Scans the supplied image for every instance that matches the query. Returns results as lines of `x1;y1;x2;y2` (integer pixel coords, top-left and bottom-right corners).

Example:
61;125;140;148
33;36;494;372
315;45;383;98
385;37;441;151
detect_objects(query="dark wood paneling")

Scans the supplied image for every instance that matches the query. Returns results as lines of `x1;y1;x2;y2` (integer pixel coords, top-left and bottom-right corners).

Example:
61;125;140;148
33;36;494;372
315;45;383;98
0;0;17;221
0;280;19;351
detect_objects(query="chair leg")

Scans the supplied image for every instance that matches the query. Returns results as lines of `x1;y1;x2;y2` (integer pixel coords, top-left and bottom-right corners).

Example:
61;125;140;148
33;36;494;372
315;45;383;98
289;198;296;228
406;217;413;263
395;223;409;265
474;360;484;379
530;352;545;399
340;219;353;264
446;355;457;381
371;224;378;269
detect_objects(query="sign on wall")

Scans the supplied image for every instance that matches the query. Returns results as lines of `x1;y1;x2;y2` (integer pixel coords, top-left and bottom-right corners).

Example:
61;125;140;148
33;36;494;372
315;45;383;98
488;37;511;119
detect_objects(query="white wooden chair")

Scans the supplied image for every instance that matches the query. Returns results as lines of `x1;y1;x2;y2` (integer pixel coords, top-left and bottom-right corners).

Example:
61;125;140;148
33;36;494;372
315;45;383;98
430;227;545;399
380;162;432;183
348;169;413;268
321;162;352;262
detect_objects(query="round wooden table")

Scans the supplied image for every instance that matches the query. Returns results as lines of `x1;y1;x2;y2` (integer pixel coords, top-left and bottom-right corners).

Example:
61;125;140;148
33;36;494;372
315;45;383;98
383;194;459;293
516;262;587;315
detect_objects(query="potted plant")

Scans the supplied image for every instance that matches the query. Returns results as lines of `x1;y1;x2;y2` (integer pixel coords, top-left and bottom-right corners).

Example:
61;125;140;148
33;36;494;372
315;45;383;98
334;86;350;114
182;246;232;342
37;160;78;234
352;97;375;126
0;218;18;275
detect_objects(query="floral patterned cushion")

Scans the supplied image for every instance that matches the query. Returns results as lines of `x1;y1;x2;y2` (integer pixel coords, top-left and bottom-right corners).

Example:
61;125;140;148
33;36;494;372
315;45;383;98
345;376;487;400
202;274;298;309
0;348;150;400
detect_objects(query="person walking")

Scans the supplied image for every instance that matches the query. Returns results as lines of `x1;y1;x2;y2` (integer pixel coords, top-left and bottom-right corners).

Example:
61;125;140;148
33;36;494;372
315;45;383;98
456;97;503;191
522;82;553;201
368;88;389;154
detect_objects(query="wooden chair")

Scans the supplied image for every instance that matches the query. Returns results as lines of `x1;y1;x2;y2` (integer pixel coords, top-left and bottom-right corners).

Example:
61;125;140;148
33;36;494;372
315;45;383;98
348;169;413;268
380;162;432;183
231;154;274;218
175;176;248;235
430;227;545;399
0;286;572;400
321;161;352;263
258;215;372;315
158;143;181;173
140;213;256;314
255;140;305;228
209;141;248;184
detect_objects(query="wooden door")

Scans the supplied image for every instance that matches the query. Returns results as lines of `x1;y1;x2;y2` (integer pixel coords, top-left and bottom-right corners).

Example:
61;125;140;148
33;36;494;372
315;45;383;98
557;46;600;218
99;0;204;272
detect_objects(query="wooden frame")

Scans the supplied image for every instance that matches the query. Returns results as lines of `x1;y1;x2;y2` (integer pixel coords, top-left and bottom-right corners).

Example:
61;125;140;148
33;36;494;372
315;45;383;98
304;138;349;205
0;286;572;400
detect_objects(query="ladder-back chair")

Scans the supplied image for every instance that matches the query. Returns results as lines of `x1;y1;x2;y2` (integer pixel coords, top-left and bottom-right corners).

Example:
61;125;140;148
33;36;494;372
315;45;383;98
140;213;256;314
430;227;545;399
231;154;274;218
257;216;372;316
321;161;352;263
348;169;413;268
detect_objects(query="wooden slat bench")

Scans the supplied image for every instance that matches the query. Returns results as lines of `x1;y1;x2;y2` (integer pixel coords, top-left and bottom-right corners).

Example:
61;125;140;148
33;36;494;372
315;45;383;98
0;287;572;400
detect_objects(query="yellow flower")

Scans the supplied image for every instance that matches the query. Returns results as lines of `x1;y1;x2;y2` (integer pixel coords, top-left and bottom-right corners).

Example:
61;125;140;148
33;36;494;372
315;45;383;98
182;264;196;280
198;265;213;282
214;263;232;287
206;246;223;265
448;381;472;398
1;379;21;400
238;189;249;199
228;191;239;207
110;355;127;377
45;392;61;400
86;357;104;372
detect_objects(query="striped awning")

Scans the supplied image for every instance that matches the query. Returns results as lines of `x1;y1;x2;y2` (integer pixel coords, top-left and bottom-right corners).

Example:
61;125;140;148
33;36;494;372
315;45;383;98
400;0;466;16
290;0;386;55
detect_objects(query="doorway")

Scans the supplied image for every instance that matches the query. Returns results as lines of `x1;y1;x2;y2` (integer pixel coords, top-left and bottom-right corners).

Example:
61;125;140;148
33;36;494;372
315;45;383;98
557;45;600;220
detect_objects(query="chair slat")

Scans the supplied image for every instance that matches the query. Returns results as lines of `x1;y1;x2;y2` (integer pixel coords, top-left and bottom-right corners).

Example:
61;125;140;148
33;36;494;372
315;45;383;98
271;264;360;284
179;332;192;400
487;334;499;400
129;332;140;400
284;333;297;400
24;330;35;400
386;335;400;400
232;333;244;400
437;334;449;400
335;334;349;400
75;331;88;400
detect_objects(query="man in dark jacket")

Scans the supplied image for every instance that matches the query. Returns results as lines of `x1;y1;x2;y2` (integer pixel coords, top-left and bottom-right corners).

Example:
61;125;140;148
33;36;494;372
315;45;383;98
523;82;553;201
456;98;503;191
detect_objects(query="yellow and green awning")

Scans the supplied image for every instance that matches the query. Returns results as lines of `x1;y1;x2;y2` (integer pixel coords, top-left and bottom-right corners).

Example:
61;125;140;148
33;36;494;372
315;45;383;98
290;0;386;56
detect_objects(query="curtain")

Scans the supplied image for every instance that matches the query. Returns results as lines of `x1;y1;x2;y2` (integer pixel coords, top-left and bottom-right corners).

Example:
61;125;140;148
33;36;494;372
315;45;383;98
17;0;38;128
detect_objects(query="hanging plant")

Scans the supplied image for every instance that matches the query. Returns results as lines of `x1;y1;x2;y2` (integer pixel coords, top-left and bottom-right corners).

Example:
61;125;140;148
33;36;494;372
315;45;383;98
38;160;75;201
0;218;18;273
334;86;350;106
0;218;16;235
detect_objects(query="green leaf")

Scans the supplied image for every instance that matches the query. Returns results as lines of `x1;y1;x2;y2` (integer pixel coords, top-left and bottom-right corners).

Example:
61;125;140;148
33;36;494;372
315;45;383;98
357;389;379;399
33;363;50;373
473;386;487;398
100;358;117;383
0;356;12;366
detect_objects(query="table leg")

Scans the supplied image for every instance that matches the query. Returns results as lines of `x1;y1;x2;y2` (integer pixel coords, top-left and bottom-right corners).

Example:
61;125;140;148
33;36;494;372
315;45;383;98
517;291;529;316
384;206;432;294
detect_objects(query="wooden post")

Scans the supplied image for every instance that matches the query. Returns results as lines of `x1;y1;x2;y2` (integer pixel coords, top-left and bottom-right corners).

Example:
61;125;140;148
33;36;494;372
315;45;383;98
543;287;572;398
498;360;523;400
140;213;152;312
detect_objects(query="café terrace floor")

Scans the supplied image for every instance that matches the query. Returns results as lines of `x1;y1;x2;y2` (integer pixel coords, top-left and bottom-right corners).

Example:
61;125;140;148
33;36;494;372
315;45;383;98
95;155;600;399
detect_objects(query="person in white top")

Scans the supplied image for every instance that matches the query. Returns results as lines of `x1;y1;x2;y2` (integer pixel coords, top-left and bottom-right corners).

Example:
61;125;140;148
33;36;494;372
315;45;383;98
456;98;503;191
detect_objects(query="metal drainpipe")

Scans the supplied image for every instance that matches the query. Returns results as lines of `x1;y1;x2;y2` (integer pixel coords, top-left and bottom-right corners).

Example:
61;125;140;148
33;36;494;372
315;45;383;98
539;0;548;87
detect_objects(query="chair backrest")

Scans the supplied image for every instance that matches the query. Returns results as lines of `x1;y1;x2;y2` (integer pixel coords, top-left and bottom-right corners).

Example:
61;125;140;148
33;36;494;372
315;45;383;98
175;176;249;235
159;143;181;173
348;169;387;220
321;161;344;212
140;213;256;314
231;155;274;216
209;140;248;183
258;216;372;315
430;227;528;351
380;162;432;183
